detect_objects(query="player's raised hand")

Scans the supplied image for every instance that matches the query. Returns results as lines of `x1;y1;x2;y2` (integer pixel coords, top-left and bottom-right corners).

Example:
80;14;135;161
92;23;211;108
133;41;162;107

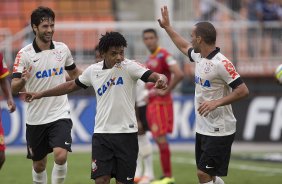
158;6;170;29
155;74;168;90
19;91;42;103
198;100;219;117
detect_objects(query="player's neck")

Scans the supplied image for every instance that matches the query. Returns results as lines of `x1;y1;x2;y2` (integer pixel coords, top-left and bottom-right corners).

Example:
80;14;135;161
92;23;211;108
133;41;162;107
35;37;51;51
104;60;114;69
200;45;216;58
150;46;160;54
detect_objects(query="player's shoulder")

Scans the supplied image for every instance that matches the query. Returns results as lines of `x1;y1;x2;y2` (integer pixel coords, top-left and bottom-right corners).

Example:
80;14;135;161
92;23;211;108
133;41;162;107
157;48;171;58
88;61;104;71
17;43;35;59
213;52;233;66
52;41;70;51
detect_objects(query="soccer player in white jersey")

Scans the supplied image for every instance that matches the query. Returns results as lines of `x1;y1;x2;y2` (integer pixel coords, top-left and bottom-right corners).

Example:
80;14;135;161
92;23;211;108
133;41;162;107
11;7;81;184
134;80;154;184
157;6;249;184
22;32;168;184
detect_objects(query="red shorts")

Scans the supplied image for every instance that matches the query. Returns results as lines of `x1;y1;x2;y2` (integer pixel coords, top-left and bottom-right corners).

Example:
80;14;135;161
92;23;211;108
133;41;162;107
0;121;5;151
146;101;174;138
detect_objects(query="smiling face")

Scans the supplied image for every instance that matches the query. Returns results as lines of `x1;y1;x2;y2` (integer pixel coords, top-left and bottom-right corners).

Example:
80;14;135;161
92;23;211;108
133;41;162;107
191;26;201;53
103;46;125;67
33;18;54;43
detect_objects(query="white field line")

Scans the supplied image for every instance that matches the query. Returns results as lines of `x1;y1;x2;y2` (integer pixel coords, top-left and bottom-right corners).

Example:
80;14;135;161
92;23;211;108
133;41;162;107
171;157;282;175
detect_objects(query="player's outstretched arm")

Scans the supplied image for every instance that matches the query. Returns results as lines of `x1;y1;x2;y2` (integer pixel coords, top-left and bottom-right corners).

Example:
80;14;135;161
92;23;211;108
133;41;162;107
22;80;81;102
158;6;190;55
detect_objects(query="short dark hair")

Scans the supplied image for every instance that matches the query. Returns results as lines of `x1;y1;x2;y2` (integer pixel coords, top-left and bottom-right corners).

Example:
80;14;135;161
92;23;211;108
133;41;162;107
31;6;55;35
195;22;216;45
98;32;127;53
143;28;158;37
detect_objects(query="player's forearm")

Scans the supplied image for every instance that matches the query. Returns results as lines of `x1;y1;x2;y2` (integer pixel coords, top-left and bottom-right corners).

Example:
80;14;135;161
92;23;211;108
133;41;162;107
166;72;184;93
164;26;190;55
0;79;13;100
40;80;80;97
11;78;26;95
216;83;249;107
147;72;166;83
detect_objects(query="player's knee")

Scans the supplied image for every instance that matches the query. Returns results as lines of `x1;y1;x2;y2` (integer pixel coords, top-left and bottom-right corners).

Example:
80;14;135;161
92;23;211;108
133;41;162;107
197;169;211;181
54;148;67;165
95;176;111;184
33;160;47;173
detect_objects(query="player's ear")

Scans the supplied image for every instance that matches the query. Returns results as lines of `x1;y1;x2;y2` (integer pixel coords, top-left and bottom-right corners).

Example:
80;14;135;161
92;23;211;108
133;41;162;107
196;36;201;44
32;24;38;34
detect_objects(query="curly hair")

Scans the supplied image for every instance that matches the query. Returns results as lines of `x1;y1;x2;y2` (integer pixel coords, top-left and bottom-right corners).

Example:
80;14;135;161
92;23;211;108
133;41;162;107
98;32;127;53
31;6;55;35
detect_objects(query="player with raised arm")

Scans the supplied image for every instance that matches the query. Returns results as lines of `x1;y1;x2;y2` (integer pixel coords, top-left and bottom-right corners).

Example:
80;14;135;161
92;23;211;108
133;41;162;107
22;32;168;184
11;7;81;184
142;28;184;184
0;53;16;170
158;6;249;184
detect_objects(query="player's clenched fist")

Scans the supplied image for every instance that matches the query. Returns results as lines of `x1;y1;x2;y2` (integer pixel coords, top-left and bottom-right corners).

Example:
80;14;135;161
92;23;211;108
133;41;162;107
154;74;168;90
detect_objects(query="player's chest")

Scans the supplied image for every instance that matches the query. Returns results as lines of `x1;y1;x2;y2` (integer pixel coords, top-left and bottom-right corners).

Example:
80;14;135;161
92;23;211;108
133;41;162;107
28;51;66;79
194;60;217;88
92;69;131;97
146;57;164;72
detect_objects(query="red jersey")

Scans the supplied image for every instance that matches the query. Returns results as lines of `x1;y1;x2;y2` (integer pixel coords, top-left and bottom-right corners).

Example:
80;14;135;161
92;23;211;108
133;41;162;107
0;53;9;79
146;47;176;102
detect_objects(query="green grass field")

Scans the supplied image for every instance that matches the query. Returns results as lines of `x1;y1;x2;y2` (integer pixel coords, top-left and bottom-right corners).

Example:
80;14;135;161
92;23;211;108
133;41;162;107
1;151;282;184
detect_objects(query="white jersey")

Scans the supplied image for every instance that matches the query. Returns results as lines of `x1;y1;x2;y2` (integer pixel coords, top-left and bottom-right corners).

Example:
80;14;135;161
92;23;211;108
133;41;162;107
188;47;241;136
13;40;75;125
76;59;150;134
136;80;148;107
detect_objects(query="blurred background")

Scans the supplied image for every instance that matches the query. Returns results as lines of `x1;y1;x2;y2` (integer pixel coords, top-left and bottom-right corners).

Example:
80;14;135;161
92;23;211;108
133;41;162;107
0;0;282;183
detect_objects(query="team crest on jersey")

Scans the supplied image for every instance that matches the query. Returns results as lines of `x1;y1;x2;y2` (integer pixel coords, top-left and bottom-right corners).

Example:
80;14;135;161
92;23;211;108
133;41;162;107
53;50;63;61
148;59;158;68
97;76;124;96
195;75;211;87
203;62;214;74
36;67;64;79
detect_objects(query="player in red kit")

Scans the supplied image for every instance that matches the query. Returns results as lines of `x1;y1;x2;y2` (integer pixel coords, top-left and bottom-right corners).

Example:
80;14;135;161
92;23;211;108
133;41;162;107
143;29;184;184
0;53;16;170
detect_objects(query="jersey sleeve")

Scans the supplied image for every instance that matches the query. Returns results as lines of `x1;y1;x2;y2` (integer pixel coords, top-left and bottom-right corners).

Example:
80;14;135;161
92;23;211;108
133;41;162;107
64;45;76;70
0;54;9;79
127;61;151;81
75;66;92;89
12;51;28;78
217;59;240;85
164;53;177;66
187;48;200;62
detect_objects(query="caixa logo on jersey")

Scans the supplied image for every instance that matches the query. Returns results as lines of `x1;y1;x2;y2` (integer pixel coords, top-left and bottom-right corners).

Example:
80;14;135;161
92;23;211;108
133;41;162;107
36;67;64;79
97;77;124;96
195;75;211;87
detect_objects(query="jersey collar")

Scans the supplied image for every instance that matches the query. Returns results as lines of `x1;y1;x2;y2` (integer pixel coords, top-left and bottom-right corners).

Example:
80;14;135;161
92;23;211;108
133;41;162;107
151;46;161;57
206;47;220;60
32;39;55;53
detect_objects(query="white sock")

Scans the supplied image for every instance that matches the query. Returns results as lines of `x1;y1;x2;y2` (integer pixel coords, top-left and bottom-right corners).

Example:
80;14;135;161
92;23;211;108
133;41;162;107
51;162;67;184
135;155;143;178
32;168;47;184
214;176;224;184
138;134;154;180
143;154;154;179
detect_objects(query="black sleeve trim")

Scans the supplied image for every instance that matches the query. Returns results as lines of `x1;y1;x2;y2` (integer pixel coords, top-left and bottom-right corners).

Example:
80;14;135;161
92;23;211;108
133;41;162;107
75;78;88;89
187;48;195;62
65;63;76;70
12;72;22;78
229;77;243;89
140;70;153;82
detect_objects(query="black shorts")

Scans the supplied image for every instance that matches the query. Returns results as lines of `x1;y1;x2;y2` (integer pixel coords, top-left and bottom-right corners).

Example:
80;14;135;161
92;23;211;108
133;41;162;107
91;133;138;184
195;133;235;176
138;105;150;131
26;119;73;161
